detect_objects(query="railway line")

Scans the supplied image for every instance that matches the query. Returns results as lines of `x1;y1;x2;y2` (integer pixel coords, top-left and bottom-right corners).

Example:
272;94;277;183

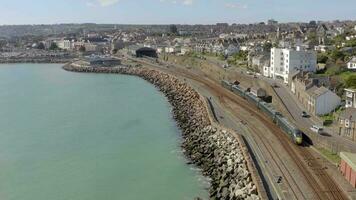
129;57;349;200
242;115;307;199
204;78;347;200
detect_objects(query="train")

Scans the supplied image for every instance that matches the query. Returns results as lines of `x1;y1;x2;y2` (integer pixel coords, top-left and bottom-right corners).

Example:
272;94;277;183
222;80;303;145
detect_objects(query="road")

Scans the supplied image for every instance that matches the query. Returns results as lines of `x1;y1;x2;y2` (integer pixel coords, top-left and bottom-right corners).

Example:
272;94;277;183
126;56;350;200
262;77;356;154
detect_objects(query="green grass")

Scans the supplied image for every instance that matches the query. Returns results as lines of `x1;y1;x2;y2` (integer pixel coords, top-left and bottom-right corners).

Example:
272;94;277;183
317;147;341;164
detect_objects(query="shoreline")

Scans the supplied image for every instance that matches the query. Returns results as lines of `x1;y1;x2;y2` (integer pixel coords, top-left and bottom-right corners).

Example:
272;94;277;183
0;59;73;64
63;64;262;200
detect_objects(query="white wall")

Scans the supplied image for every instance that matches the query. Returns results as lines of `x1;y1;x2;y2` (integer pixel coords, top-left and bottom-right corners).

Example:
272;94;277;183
348;62;356;70
270;48;317;83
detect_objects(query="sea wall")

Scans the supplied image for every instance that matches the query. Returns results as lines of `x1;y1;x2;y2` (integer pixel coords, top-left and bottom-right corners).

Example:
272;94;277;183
63;64;261;200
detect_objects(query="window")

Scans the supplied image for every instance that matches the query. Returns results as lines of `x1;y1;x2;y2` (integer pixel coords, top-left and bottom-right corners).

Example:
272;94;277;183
345;120;350;128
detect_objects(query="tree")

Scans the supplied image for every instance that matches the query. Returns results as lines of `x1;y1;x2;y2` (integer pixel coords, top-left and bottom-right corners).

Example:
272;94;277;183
263;42;273;52
79;46;86;52
37;42;45;50
329;50;345;61
169;24;178;35
49;42;58;51
346;75;356;88
317;53;328;63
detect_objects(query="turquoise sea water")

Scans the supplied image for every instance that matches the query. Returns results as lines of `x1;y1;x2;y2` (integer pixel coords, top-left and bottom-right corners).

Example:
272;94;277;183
0;64;208;200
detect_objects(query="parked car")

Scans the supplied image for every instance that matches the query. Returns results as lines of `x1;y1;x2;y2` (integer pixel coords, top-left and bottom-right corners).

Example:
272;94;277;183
301;111;309;118
310;125;323;134
272;83;279;88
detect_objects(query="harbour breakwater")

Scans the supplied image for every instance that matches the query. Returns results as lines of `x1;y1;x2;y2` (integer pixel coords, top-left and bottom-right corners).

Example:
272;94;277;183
63;64;262;200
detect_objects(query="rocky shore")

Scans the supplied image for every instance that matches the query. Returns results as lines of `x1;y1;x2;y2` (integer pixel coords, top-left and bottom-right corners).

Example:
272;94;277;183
63;64;261;200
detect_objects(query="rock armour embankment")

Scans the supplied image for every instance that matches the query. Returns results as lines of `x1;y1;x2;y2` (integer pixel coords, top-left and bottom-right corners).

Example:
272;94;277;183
63;64;260;200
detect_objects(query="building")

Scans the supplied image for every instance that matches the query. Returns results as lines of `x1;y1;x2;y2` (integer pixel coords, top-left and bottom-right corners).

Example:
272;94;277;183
338;108;356;142
252;54;270;73
347;57;356;70
224;44;240;56
84;43;98;52
73;56;121;68
345;89;356;108
291;72;339;116
306;86;341;115
128;45;158;58
87;57;121;67
340;152;356;188
269;47;317;84
56;40;72;50
314;45;336;53
267;19;278;26
250;87;267;98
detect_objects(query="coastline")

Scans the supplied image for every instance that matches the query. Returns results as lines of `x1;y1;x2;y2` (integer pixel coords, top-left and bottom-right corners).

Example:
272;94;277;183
63;64;262;200
0;58;73;64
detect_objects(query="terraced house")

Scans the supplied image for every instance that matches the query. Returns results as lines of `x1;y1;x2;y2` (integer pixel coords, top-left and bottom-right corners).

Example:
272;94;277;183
347;57;356;70
345;88;356;108
290;71;341;116
338;108;356;142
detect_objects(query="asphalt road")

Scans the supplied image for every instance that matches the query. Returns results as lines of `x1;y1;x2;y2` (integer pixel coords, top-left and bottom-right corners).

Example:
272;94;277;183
266;78;356;153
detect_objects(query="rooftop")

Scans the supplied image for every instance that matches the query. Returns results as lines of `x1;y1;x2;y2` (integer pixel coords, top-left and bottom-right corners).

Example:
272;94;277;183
348;56;356;63
307;86;329;98
340;152;356;171
345;88;356;93
339;108;356;120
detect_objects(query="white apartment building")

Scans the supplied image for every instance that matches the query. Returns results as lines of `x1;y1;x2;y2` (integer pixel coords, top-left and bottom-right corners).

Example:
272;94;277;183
347;57;356;70
345;88;356;108
267;47;317;84
56;40;72;50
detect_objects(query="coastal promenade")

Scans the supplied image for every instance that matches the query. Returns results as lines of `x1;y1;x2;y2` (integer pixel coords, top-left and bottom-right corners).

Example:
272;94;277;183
63;63;263;200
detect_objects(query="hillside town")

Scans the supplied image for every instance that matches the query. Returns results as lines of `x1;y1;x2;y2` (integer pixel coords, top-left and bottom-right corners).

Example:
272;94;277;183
1;21;355;132
1;20;356;197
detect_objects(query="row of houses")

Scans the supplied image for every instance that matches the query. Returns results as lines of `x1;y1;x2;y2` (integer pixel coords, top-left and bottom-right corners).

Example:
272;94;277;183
290;71;341;116
43;36;111;53
339;89;356;142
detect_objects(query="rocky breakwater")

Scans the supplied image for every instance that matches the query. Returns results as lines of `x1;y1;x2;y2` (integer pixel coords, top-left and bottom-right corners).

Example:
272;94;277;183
63;64;261;200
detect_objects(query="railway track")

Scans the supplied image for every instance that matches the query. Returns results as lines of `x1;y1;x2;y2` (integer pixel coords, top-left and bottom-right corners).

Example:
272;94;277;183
242;115;307;199
209;81;347;200
132;58;348;200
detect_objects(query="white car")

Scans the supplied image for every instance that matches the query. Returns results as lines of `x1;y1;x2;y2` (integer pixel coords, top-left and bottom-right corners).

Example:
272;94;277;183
310;125;323;134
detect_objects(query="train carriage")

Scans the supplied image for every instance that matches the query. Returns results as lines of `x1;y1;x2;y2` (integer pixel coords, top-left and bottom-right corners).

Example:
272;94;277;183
221;80;232;91
232;85;246;98
245;92;261;105
220;80;302;145
258;102;279;122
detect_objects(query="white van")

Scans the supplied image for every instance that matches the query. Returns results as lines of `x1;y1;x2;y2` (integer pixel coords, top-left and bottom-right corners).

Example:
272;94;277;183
310;125;323;134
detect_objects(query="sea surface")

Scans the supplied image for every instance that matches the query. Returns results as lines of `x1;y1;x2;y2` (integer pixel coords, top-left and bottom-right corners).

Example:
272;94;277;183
0;64;208;200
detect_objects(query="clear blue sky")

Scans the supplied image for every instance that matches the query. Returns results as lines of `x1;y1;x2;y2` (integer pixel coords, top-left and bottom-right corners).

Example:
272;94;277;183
0;0;356;25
